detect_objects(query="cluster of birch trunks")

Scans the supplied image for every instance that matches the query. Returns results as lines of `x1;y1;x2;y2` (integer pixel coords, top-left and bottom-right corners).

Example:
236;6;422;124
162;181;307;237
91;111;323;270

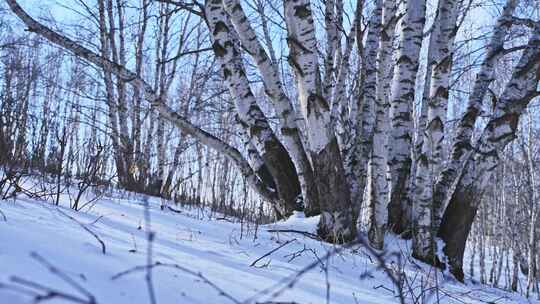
1;0;540;289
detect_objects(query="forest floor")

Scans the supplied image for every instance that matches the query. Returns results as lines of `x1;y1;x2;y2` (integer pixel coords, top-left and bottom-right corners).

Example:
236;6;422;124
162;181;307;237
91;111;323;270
0;185;536;303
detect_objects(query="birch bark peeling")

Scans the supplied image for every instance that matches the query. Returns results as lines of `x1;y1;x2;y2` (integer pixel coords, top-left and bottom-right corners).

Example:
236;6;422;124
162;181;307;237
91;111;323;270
3;0;279;204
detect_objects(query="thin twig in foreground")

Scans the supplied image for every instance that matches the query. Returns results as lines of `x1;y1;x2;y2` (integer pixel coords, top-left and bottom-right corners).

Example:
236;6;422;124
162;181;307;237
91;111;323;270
244;235;405;304
30;252;95;300
0;207;7;221
57;209;106;254
112;262;241;304
143;197;157;304
9;276;94;304
250;239;297;267
266;229;321;241
0;253;96;304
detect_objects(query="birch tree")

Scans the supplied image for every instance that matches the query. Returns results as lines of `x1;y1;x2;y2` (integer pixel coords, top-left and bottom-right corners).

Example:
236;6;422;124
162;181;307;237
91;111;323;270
283;0;356;241
438;23;540;280
5;0;540;284
386;0;427;234
412;0;459;263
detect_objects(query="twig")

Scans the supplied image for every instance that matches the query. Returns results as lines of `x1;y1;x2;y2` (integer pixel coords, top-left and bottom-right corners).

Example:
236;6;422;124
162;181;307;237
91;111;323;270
0;253;96;304
9;276;94;304
87;215;104;226
30;252;95;300
284;245;309;262
0;281;41;297
167;206;182;214
57;209;106;254
250;239;296;267
245;235;406;304
374;284;395;293
324;251;330;304
244;241;357;303
112;262;241;304
0;207;6;221
216;217;235;223
143;197;157;304
266;229;320;240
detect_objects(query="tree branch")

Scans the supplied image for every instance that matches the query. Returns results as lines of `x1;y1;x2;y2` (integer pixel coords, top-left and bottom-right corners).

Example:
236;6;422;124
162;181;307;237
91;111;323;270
4;0;277;203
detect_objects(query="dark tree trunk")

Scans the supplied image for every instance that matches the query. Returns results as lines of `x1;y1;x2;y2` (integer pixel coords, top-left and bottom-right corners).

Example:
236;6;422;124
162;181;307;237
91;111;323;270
314;138;356;243
261;140;302;218
437;181;479;282
387;163;412;235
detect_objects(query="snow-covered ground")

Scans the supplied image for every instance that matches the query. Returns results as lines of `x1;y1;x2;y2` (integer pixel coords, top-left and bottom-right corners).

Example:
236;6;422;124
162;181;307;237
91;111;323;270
0;190;535;303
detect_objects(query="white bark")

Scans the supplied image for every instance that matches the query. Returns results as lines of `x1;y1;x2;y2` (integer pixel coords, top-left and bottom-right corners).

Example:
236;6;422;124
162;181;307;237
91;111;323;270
337;21;362;211
412;0;459;261
438;25;540;279
131;0;148;182
283;0;332;154
205;0;302;217
432;0;519;215
525;111;538;296
367;0;396;249
356;0;383;248
284;0;355;242
222;0;319;214
98;0;127;186
387;0;427;232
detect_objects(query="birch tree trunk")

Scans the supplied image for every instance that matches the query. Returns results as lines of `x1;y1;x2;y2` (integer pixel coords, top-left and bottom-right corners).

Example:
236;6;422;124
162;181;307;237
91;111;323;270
511;165;522;291
412;0;459;263
205;0;302;218
438;26;540;280
222;0;319;215
361;0;383;248
431;0;518;221
387;0;427;234
332;2;361;214
97;0;127;187
284;0;355;242
131;0;148;188
526;110;538;297
107;0;135;189
366;0;398;249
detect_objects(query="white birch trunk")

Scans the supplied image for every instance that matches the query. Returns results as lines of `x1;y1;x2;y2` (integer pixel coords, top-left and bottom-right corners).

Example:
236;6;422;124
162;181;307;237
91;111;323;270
438;26;540;280
367;0;396;249
222;0;319;215
205;0;302;217
526;110;538;297
336;21;362;212
412;0;459;263
432;0;518;217
284;0;355;242
97;0;127;187
387;0;427;233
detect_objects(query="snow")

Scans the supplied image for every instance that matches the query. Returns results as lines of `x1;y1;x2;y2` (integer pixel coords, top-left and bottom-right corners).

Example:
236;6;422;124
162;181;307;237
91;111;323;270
0;188;535;303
